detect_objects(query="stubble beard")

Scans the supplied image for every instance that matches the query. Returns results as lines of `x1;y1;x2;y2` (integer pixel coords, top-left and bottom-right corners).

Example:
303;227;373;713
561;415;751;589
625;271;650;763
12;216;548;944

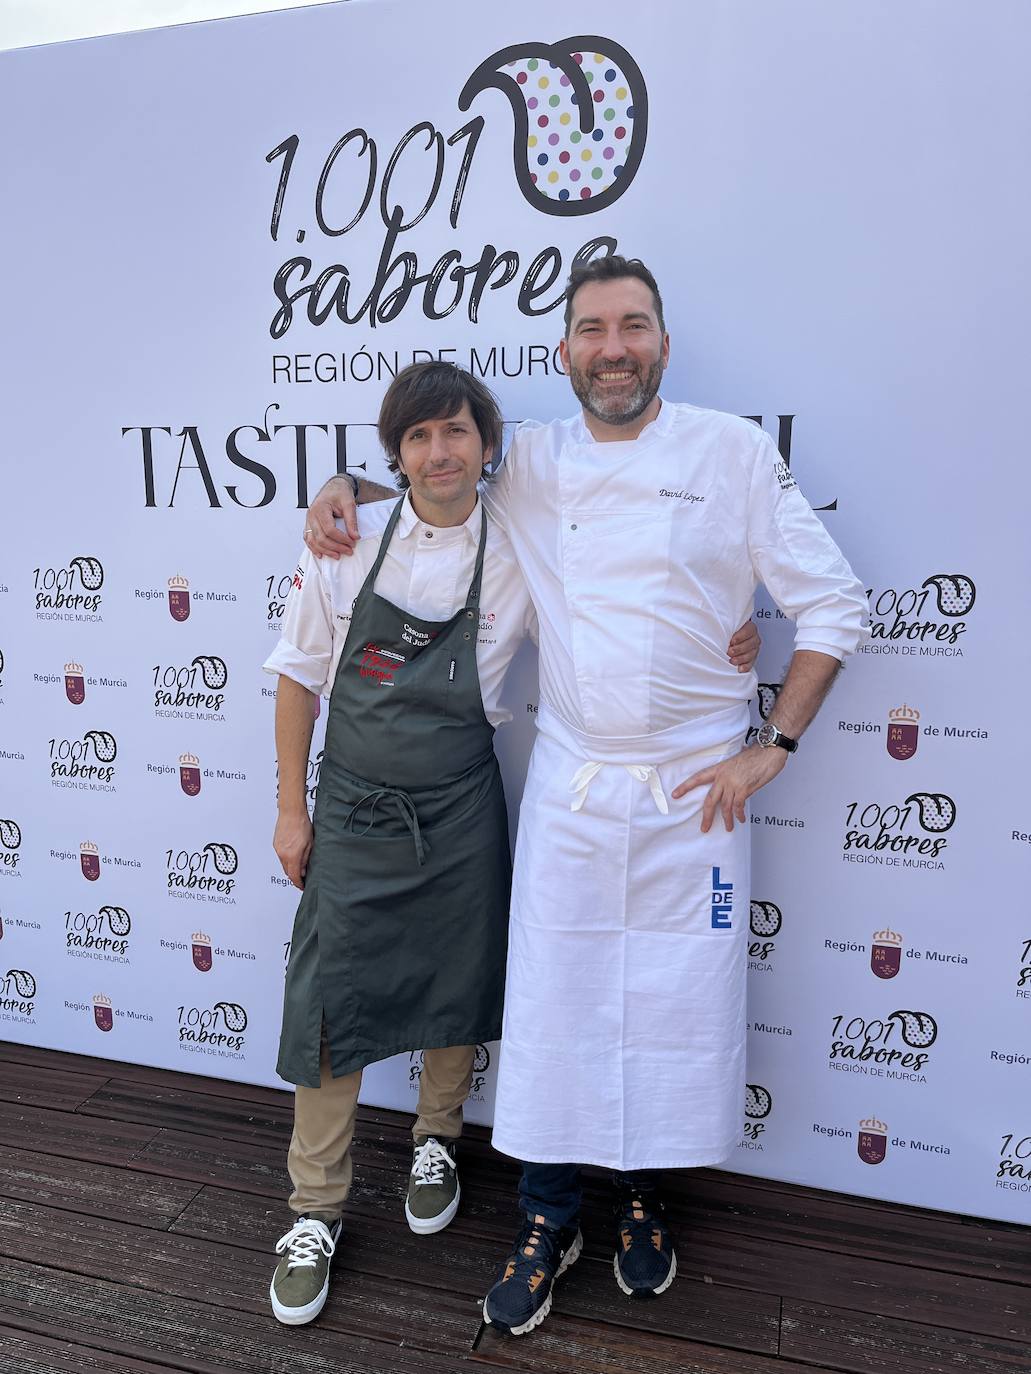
569;357;664;427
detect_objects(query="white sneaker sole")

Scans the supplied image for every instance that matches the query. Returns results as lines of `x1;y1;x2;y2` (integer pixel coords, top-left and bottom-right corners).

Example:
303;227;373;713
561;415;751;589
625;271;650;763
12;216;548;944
405;1180;461;1234
613;1246;677;1298
269;1272;331;1326
482;1229;583;1336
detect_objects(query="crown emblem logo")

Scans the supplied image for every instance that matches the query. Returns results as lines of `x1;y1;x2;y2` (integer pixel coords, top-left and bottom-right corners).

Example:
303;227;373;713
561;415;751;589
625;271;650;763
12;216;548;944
168;574;191;622
179;752;202;796
79;840;101;881
192;930;213;972
887;703;920;761
871;928;904;979
64;661;86;704
858;1116;888;1165
92;992;113;1031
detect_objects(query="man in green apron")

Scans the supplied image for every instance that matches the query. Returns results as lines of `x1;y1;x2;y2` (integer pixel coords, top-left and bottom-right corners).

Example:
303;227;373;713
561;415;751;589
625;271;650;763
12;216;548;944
264;362;536;1325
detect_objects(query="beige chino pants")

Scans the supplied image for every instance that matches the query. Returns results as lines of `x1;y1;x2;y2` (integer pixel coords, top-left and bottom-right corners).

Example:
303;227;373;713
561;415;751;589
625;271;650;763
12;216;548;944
287;1039;476;1218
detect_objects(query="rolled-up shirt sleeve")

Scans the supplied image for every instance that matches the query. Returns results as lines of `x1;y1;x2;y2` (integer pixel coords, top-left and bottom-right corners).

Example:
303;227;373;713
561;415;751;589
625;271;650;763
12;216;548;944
262;547;334;694
746;430;870;660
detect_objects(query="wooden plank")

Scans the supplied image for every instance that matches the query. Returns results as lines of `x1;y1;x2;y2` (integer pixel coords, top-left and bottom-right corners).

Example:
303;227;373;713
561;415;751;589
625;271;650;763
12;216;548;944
0;1257;468;1374
171;1186;780;1354
75;1079;294;1145
0;1323;191;1374
0;1041;295;1110
0;1058;109;1112
473;1316;835;1374
780;1300;1031;1374
0;1099;159;1168
0;1145;201;1228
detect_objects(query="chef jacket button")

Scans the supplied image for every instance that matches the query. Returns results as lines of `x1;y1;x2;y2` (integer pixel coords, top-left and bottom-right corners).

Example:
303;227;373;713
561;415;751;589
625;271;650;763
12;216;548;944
570;523;578;531
424;531;433;539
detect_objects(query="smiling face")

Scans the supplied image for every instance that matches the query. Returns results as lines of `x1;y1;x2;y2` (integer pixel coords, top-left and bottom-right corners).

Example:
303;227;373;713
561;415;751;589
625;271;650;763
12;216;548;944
559;276;670;437
395;401;489;525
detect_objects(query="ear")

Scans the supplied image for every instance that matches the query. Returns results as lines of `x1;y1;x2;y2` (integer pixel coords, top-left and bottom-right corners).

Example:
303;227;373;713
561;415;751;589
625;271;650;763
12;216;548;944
660;332;670;369
558;336;571;373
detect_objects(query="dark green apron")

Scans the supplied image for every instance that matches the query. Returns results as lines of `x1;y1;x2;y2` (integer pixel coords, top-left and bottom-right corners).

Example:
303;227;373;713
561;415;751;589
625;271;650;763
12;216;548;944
277;498;511;1087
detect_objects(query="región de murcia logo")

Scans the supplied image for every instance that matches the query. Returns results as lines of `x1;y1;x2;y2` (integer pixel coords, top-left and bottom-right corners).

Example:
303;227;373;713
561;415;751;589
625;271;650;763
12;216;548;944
858;1117;888;1165
33;556;104;621
842;792;956;869
829;1009;938;1082
0;967;37;1019
0;819;22;876
64;906;132;963
862;572;975;659
48;728;117;791
165;842;238;904
177;1000;248;1059
152;656;228;719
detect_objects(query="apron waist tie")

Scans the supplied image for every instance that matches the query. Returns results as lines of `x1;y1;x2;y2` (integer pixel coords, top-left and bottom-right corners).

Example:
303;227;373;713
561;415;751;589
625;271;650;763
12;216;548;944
344;786;428;865
568;761;669;816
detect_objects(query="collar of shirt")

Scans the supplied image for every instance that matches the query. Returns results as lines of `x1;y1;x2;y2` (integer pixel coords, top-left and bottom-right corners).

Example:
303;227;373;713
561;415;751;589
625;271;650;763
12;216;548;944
395;489;483;545
569;396;674;445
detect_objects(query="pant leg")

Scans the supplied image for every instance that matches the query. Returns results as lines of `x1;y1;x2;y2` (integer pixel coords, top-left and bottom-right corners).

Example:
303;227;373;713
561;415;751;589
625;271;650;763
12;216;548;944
519;1162;582;1229
413;1044;475;1141
287;1033;362;1219
613;1167;664;1194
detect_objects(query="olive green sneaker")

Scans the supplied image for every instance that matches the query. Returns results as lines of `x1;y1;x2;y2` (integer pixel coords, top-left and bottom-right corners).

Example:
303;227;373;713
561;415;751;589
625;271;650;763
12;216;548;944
269;1214;341;1325
405;1135;460;1234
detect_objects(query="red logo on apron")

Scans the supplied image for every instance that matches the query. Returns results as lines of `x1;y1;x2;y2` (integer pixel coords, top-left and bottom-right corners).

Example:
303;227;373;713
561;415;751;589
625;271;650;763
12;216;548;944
359;642;405;684
871;929;903;979
886;705;919;760
168;575;191;622
64;662;86;704
93;994;113;1031
80;842;100;881
179;753;202;796
858;1118;888;1164
192;932;213;972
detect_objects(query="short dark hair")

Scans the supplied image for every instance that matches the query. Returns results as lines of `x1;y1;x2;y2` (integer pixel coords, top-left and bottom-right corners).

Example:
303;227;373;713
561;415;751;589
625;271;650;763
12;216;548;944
377;362;504;489
563;254;665;336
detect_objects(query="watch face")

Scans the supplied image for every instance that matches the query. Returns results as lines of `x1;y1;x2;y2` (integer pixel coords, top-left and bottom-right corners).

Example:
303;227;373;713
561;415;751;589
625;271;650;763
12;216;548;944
757;723;776;747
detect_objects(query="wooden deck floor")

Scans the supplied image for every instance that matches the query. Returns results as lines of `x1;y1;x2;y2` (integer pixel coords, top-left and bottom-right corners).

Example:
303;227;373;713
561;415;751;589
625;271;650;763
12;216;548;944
0;1043;1027;1374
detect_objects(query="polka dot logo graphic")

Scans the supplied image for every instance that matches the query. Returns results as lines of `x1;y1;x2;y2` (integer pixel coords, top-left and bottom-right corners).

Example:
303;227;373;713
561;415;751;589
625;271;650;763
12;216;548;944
459;36;647;216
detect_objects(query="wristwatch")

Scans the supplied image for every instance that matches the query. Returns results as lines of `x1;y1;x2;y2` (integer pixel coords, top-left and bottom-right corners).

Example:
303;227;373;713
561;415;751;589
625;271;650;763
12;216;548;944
756;722;798;754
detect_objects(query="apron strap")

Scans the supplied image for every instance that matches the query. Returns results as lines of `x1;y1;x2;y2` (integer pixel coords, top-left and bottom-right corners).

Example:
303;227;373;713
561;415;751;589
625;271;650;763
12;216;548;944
344;784;429;866
353;496;407;607
464;504;489;610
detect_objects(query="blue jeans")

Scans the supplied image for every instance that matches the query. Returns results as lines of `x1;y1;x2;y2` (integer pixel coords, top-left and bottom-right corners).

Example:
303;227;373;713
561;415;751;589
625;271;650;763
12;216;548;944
519;1162;662;1230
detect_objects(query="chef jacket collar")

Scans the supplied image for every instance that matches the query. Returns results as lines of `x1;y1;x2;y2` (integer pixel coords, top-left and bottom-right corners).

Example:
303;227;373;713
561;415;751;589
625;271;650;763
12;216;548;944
570;396;674;445
396;488;483;544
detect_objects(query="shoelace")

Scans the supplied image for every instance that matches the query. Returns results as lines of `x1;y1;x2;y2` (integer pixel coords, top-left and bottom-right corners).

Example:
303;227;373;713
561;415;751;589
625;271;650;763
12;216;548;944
274;1217;337;1272
411;1137;456;1187
618;1196;665;1248
505;1217;561;1280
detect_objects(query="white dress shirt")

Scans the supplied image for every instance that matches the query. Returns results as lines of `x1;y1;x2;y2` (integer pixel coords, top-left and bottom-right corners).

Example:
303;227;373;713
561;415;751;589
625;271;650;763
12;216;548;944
264;492;536;728
482;400;869;742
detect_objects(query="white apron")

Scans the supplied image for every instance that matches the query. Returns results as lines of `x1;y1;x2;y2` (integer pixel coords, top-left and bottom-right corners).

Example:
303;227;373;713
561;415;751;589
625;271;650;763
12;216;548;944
491;703;750;1172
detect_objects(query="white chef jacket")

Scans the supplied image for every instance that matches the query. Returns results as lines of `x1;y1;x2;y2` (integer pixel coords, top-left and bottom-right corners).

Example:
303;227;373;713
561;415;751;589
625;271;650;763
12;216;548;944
263;492;536;725
485;399;869;1172
483;400;869;744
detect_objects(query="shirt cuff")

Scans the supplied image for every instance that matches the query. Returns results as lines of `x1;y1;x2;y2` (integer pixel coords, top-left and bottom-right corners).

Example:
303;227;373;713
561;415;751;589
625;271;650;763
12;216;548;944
262;640;330;695
793;627;870;661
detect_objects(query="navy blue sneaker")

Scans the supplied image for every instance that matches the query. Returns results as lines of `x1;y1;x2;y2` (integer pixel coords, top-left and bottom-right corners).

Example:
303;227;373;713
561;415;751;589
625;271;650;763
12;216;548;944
613;1189;677;1297
482;1214;583;1335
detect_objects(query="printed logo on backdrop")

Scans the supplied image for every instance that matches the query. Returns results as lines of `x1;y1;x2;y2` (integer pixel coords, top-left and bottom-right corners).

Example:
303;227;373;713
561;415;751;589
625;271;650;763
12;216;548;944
748;900;782;972
842;792;956;870
66;840;140;880
0;819;22;878
871;929;903;979
824;929;968;976
132;576;236;612
997;1133;1031;1198
176;999;248;1060
409;1045;492;1103
1017;939;1031;1000
858;1116;888;1165
157;929;257;970
80;841;101;881
33;556;104;622
859;572;975;660
165;842;238;905
64;905;132;964
739;1083;772;1151
49;728;117;793
265;571;295;630
829;1009;938;1083
0;967;37;1023
152;656;228;720
65;992;152;1031
886;705;919;760
168;575;191;621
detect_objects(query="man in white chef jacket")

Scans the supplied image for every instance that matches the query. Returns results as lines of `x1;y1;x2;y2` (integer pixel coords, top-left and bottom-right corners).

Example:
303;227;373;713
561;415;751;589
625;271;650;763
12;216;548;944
303;256;869;1336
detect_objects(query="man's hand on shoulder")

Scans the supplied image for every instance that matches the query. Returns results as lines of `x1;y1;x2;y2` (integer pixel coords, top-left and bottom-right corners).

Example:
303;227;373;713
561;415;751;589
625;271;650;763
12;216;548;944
672;745;786;833
304;475;396;559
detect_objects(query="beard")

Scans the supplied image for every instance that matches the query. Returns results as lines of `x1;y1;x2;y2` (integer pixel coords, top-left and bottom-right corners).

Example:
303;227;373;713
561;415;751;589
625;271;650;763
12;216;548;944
568;355;664;427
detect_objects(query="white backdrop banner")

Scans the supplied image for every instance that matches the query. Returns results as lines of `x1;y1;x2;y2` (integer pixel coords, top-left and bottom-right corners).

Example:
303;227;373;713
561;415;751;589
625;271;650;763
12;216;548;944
1;0;1028;1223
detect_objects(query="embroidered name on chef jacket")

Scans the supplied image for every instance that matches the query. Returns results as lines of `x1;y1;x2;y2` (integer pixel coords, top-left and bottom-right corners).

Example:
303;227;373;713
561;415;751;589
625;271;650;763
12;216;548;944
711;867;733;929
